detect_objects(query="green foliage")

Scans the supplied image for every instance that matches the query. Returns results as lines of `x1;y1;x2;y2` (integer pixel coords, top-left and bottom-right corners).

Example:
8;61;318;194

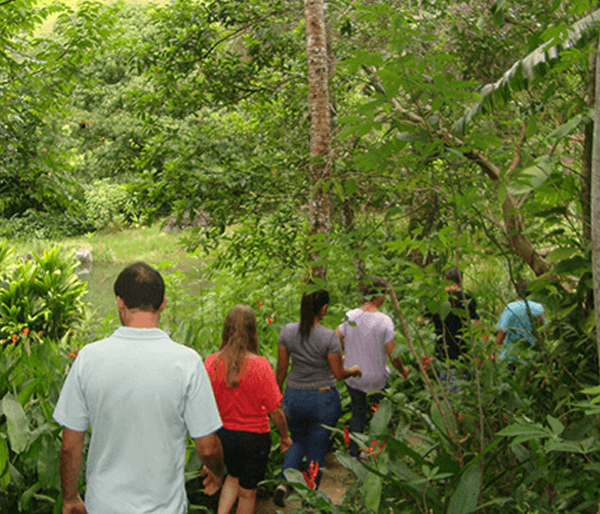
0;245;88;344
0;243;88;512
84;179;136;230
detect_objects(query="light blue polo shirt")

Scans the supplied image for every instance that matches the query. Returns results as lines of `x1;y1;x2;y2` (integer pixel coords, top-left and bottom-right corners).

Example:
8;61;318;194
54;327;222;514
497;300;545;359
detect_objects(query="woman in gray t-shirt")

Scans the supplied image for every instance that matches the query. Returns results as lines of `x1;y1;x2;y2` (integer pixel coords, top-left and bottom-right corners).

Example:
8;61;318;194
273;289;361;507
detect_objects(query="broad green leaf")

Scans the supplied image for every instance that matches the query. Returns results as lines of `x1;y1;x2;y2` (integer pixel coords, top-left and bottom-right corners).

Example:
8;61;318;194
369;399;392;437
364;471;382;512
545;247;578;263
497;423;547;439
447;465;482;514
2;393;29;454
37;436;60;489
546;415;564;436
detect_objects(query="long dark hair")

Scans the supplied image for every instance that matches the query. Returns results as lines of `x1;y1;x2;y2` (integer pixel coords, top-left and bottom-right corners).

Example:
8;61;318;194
299;289;330;340
218;304;259;388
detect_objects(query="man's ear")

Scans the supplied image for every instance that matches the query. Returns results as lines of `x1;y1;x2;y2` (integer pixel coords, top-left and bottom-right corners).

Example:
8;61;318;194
116;296;126;310
157;297;167;314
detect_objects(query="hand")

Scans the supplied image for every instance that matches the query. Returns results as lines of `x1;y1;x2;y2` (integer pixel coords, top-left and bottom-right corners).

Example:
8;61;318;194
201;465;223;496
280;435;292;454
351;365;362;378
401;366;409;380
62;495;86;514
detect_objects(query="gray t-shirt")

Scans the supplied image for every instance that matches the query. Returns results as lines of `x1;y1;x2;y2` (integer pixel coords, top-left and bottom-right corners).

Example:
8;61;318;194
278;322;341;390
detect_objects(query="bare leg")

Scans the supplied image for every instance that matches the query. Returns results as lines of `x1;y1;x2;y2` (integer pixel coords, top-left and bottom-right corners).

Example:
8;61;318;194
218;475;239;514
236;486;257;514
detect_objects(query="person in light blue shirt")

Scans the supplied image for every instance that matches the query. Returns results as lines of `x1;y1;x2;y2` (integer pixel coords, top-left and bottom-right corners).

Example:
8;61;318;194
493;279;545;362
54;262;224;514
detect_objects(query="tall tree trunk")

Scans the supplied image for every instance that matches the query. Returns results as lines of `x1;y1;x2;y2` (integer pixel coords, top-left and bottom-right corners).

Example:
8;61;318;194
305;0;332;282
583;47;596;247
591;38;600;381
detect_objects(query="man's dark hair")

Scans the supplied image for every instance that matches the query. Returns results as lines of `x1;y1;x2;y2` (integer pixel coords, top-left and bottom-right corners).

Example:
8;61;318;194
516;279;530;299
361;275;388;299
113;262;165;312
444;266;462;285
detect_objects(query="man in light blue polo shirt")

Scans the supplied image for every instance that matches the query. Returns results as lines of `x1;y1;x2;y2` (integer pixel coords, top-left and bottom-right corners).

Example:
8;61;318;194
493;279;545;362
54;262;224;514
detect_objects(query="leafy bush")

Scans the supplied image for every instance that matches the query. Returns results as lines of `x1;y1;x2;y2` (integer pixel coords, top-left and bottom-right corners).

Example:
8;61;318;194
0;209;93;240
83;179;136;230
0;244;89;512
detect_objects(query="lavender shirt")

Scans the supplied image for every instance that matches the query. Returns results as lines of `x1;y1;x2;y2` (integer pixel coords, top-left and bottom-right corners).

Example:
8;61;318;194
339;309;395;393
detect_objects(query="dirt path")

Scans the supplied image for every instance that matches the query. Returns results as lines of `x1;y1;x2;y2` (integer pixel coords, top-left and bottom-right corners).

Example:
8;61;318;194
255;453;353;513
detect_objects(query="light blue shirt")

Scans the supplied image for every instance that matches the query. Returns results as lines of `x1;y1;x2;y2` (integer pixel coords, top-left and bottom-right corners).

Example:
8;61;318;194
497;300;545;359
54;327;222;514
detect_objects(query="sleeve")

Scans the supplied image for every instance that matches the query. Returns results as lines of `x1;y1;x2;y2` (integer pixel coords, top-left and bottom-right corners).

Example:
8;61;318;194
257;358;283;414
53;356;90;432
184;355;223;439
326;329;342;355
497;307;512;331
383;315;395;345
277;325;289;349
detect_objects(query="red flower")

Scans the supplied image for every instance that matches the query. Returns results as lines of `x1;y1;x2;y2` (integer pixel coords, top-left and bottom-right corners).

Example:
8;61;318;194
343;428;350;446
22;328;29;337
361;439;386;458
303;460;319;491
257;300;263;308
11;334;18;343
374;438;387;458
267;316;273;325
482;334;490;341
421;355;432;372
371;403;379;413
361;440;378;454
68;350;79;359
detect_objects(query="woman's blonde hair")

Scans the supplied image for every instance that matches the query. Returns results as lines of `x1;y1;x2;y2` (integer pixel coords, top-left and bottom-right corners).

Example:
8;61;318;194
218;304;259;388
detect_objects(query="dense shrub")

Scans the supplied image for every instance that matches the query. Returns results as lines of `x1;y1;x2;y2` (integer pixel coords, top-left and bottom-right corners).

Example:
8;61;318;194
0;244;89;512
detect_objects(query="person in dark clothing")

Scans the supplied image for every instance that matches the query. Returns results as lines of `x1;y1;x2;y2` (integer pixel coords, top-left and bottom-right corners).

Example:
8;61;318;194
429;267;479;362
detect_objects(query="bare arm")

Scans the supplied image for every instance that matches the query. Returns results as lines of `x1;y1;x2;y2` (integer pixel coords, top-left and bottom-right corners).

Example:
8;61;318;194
385;340;409;379
327;353;361;381
336;328;345;351
276;345;290;392
492;330;506;362
268;405;292;453
60;428;86;514
194;433;225;495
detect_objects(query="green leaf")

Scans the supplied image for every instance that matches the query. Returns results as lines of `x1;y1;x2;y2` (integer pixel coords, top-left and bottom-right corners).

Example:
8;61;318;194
447;465;481;514
0;438;9;487
364;471;382;512
369;399;392;437
2;393;29;454
497;423;547;439
546;415;564;436
545;247;578;263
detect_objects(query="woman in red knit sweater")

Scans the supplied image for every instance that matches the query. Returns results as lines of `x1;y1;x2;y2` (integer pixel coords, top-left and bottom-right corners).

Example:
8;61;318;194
205;304;292;514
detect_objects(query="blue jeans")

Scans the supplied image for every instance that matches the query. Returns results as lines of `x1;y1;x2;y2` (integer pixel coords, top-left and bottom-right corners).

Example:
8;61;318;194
281;387;342;487
346;384;386;457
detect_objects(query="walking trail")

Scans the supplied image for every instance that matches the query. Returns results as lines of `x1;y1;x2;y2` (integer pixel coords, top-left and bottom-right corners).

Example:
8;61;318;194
255;453;353;513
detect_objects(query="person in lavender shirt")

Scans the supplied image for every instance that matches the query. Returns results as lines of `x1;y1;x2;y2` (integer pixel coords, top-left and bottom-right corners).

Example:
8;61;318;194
337;277;409;458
